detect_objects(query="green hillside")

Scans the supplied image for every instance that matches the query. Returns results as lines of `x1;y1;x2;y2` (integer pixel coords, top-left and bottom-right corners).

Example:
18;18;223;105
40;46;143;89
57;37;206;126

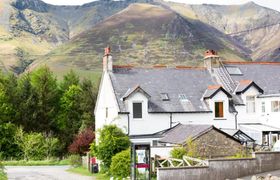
31;3;250;76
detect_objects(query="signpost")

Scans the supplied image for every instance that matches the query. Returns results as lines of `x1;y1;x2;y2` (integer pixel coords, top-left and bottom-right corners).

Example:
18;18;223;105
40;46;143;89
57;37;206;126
131;143;151;180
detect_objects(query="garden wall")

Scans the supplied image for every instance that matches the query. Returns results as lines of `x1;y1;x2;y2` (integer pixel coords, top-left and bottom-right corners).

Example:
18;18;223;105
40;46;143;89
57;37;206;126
157;151;280;180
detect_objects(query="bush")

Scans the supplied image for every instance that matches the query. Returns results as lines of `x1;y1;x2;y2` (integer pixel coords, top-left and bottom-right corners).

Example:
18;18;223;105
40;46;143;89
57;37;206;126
170;146;187;159
0;161;6;180
68;128;95;155
0;123;22;159
90;125;130;171
15;128;60;160
110;149;131;178
69;154;82;167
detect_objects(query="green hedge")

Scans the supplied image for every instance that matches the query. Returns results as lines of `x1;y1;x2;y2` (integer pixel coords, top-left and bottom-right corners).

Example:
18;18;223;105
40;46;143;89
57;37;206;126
110;149;131;178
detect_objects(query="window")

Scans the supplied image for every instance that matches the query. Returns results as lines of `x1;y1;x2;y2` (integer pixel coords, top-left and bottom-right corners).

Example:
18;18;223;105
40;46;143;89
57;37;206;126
215;102;224;118
271;101;280;112
160;93;169;101
179;94;188;101
133;102;142;119
246;96;255;113
226;66;243;75
105;107;108;118
261;102;265;113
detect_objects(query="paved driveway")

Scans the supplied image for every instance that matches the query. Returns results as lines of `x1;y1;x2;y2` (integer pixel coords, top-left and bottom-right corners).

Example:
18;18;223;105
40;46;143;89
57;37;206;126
5;166;95;180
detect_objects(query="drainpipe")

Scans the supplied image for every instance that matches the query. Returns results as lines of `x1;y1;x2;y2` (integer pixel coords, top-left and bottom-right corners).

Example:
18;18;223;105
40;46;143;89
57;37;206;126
170;113;173;128
234;111;239;130
127;113;130;135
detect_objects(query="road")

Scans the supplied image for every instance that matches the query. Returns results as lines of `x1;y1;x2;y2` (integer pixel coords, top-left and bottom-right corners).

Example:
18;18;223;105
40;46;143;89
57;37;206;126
239;169;280;179
5;166;95;180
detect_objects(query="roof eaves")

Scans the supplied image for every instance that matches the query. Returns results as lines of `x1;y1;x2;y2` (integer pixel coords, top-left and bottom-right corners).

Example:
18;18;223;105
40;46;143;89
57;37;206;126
236;81;264;95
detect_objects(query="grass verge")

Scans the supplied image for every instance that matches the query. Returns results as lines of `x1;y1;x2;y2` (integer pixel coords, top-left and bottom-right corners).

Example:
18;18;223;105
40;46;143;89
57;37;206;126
67;166;92;176
2;159;70;166
67;166;111;180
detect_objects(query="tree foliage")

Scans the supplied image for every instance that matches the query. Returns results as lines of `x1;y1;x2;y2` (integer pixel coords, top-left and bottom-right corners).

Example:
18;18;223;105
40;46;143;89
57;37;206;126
68;128;95;155
110;149;131;178
91;125;130;171
170;146;187;159
0;67;98;158
15;128;60;160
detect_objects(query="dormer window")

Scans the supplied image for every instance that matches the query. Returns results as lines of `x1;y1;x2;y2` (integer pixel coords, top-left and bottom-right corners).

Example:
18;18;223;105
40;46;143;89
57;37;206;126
160;93;169;101
133;102;142;119
215;102;224;118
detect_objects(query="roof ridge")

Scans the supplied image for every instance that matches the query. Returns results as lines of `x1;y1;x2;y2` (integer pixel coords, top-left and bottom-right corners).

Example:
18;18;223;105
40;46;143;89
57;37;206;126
224;61;280;65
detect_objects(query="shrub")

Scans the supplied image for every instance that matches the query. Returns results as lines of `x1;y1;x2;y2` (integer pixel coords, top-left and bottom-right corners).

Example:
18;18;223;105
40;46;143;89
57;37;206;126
15;128;60;160
0;161;6;180
68;128;95;155
110;149;131;178
170;146;187;159
90;125;130;171
69;154;82;167
0;123;22;159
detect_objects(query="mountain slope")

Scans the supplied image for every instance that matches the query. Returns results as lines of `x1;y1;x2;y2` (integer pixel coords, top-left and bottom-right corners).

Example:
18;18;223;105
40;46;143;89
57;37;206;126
0;0;149;74
164;1;280;61
32;3;249;74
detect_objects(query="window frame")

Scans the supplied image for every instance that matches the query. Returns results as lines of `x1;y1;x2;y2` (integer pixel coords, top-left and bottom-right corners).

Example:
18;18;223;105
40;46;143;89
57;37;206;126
246;96;256;113
132;102;143;119
261;101;266;113
214;101;224;118
271;101;280;113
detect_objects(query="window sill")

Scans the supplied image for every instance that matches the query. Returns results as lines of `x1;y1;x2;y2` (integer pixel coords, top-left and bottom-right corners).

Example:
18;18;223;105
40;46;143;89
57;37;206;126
133;118;143;121
214;118;227;120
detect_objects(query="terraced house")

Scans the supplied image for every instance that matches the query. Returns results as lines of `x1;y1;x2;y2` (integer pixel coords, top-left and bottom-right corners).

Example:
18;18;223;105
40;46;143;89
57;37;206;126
95;48;280;149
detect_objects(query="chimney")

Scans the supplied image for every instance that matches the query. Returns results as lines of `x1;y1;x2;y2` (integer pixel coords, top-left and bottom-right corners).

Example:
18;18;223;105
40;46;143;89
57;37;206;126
203;49;220;70
103;46;113;72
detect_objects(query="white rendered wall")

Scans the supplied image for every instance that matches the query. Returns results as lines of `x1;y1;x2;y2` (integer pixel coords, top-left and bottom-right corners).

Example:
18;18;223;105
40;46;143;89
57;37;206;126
258;96;280;128
94;72;123;143
237;86;261;124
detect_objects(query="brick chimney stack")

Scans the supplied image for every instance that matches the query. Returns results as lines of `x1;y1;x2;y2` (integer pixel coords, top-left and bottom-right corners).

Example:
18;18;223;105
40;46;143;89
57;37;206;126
203;49;220;70
103;46;113;72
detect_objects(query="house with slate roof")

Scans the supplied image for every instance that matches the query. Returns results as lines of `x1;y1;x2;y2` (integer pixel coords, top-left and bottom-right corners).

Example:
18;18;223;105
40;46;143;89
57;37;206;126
94;48;280;147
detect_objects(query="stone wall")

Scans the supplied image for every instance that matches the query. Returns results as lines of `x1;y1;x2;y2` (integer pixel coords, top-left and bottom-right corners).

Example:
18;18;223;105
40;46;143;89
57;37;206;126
157;152;280;180
192;129;243;158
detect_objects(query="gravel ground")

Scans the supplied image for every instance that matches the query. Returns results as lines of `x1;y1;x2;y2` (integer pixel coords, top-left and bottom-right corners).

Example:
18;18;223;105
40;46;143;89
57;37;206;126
5;166;95;180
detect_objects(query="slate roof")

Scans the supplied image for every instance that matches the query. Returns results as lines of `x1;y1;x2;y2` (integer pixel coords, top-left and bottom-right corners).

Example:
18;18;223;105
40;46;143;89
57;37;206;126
159;124;240;144
110;68;215;113
235;80;264;94
225;63;280;95
203;86;232;99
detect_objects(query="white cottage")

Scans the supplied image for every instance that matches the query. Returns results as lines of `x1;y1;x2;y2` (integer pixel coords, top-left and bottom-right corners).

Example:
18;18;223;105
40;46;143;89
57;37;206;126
95;48;280;147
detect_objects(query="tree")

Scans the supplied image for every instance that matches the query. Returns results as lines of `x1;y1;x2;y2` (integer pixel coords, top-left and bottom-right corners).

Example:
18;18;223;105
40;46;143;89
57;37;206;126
16;74;38;131
30;66;59;132
57;85;83;133
79;78;97;130
68;128;95;155
91;125;130;171
60;70;80;92
0;73;18;124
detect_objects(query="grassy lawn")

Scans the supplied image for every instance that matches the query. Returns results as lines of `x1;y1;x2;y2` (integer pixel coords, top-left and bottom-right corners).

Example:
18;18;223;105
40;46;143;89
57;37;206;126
2;159;70;166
